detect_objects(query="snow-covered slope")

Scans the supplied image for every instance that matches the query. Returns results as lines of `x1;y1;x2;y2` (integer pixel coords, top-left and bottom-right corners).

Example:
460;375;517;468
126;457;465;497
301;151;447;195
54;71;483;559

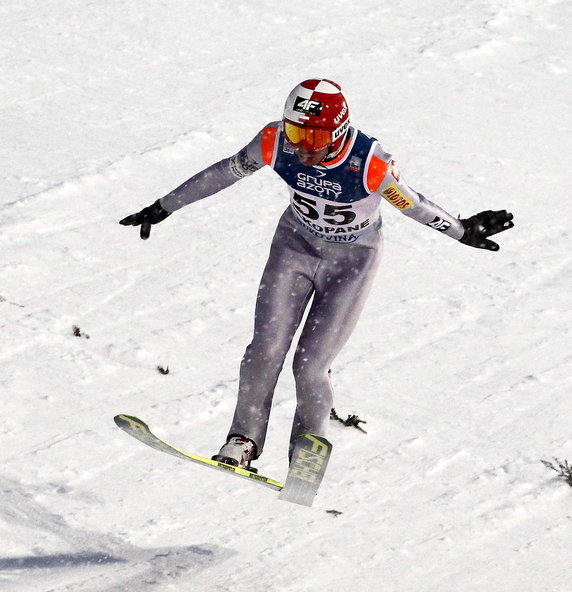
1;1;571;590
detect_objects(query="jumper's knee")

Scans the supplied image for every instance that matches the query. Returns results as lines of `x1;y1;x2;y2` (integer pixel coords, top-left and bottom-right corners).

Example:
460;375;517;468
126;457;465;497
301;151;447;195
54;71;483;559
292;351;333;405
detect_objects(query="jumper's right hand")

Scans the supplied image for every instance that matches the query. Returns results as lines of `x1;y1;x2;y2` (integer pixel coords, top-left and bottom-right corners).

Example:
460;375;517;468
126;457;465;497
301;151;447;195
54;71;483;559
119;200;171;240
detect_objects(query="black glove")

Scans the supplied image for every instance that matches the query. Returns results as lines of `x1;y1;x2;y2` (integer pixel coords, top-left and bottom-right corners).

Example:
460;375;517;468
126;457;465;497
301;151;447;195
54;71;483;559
119;199;171;240
459;210;514;251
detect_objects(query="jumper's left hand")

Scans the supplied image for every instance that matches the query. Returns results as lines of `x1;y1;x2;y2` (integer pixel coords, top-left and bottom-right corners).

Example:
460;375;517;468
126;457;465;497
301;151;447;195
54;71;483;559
459;210;514;251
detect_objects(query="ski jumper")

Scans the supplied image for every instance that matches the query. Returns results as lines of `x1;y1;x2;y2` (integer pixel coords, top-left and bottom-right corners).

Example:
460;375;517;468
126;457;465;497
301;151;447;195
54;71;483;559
160;122;464;457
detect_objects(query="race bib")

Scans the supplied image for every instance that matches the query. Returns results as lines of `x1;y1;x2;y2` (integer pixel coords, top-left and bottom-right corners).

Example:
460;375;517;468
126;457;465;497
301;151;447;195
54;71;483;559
290;190;381;243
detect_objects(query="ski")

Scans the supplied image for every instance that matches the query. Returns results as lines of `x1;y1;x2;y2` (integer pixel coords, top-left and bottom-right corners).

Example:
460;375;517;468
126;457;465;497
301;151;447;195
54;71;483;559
278;434;332;507
114;414;284;491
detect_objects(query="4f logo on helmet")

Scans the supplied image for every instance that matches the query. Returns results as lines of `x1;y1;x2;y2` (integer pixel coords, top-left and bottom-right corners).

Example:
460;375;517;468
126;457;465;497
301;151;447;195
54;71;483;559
293;97;323;116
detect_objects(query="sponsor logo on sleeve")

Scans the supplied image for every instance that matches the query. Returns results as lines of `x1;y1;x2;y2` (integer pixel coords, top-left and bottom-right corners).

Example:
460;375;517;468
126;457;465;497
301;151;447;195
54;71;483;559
381;184;413;210
426;216;451;232
229;148;258;178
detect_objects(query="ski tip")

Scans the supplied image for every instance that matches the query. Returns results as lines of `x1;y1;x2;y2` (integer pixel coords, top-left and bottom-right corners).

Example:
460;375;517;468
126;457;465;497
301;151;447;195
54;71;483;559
114;414;128;427
114;414;148;430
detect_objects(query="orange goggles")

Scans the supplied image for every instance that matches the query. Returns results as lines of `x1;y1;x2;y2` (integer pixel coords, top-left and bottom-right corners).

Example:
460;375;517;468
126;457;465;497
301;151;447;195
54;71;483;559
284;122;333;150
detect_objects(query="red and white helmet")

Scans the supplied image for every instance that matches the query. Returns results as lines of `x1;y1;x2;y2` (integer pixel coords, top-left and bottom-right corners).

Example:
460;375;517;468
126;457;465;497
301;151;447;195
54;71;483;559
283;79;350;154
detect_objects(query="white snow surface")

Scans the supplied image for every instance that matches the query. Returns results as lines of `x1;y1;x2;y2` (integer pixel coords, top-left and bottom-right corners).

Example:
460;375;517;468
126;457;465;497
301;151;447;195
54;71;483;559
1;1;571;590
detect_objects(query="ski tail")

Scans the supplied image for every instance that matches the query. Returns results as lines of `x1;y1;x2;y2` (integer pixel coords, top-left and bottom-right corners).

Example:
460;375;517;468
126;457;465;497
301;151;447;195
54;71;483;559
278;434;332;507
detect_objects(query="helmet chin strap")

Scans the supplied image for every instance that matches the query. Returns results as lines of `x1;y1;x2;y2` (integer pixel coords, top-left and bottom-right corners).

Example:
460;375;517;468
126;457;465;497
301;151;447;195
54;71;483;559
325;147;339;160
324;132;350;161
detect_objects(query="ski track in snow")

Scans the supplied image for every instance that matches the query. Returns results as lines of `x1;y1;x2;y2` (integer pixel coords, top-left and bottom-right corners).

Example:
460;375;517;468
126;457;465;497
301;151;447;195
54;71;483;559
0;475;234;592
1;0;571;590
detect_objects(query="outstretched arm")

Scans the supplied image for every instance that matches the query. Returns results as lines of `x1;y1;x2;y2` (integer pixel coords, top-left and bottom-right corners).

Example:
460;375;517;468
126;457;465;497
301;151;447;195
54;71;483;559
373;149;514;250
120;127;268;239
